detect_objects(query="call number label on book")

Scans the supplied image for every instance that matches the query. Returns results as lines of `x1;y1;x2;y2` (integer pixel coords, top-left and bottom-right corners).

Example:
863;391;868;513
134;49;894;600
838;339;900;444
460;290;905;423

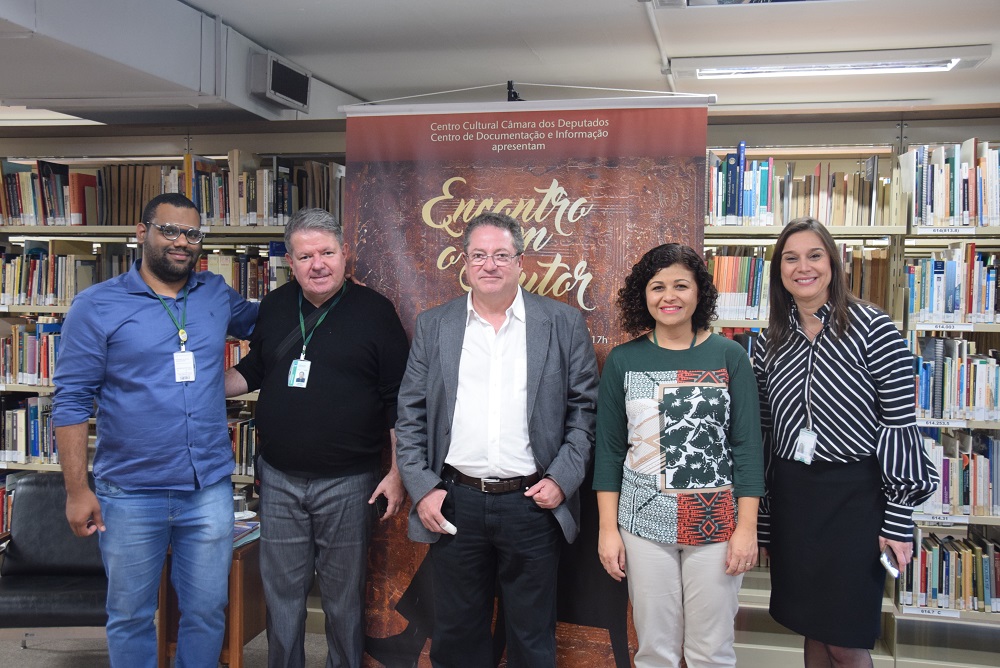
901;606;960;618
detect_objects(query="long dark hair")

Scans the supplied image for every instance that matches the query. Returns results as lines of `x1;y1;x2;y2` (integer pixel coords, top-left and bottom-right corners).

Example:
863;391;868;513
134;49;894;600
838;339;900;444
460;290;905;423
616;243;718;337
766;217;857;364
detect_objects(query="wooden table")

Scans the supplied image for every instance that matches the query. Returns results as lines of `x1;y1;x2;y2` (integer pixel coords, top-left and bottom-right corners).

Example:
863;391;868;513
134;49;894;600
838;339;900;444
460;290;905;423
157;539;267;668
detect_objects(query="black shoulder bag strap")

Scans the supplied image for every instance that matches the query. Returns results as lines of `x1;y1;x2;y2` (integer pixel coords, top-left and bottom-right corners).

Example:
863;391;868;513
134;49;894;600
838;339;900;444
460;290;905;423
273;304;326;361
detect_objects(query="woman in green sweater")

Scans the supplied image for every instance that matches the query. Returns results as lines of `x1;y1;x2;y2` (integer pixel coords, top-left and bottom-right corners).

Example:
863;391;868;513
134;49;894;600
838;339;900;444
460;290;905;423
594;243;764;668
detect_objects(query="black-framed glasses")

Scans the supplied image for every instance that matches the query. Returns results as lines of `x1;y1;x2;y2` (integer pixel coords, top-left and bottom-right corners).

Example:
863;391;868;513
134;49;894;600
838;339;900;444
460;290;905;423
145;221;206;244
466;251;521;267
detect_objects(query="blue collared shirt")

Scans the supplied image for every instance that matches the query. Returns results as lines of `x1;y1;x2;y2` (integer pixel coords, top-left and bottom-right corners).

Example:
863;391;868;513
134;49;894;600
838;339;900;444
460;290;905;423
52;261;259;490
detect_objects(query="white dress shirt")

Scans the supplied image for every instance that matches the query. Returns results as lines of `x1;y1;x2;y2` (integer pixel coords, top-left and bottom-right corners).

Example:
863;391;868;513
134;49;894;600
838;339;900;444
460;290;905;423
446;287;534;478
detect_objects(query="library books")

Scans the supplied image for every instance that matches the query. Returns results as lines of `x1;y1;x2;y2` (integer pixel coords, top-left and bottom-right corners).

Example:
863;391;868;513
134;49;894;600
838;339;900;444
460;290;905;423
705;247;770;321
898;526;1000;614
706;147;896;228
1;316;62;389
268;242;289;292
202;251;271;301
0;393;37;464
1;395;56;465
905;139;1000;228
1;160;38;225
0;471;32;533
68;171;99;226
913;336;1000;424
916;432;999;518
225;339;250;370
1;247;100;307
229;415;255;477
707;240;889;320
3;152;346;228
907;241;1000;325
233;520;260;548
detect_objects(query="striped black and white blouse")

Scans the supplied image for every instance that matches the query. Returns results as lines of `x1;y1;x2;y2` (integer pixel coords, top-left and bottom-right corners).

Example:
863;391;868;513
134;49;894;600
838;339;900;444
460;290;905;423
753;301;938;543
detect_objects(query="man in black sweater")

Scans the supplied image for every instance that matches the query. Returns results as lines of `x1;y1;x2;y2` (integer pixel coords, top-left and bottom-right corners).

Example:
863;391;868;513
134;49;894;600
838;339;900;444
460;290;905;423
225;208;409;668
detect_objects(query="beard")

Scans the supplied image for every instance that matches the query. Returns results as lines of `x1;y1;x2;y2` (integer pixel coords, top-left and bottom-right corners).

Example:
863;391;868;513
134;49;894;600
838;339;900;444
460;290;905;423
143;240;199;283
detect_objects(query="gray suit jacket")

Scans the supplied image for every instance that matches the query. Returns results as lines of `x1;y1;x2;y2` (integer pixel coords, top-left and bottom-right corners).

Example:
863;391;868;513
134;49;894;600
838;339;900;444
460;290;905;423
395;289;599;544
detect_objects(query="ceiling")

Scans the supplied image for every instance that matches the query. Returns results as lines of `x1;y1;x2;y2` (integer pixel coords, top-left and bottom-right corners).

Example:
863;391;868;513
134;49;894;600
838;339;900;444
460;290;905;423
1;0;999;126
179;0;1000;111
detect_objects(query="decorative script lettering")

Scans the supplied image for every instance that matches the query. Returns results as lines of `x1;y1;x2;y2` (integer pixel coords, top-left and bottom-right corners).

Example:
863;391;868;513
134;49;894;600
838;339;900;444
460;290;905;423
422;177;596;310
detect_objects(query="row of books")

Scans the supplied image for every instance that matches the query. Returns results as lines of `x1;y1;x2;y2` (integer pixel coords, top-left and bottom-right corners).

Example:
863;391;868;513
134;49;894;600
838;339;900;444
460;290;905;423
225;340;250;371
902;138;1000;228
0;160;101;227
705;242;891;321
913;336;1000;422
0;239;287;309
906;242;1000;324
0;240;136;308
1;249;98;308
0;153;345;228
0;470;33;533
233;520;260;547
224;150;343;227
707;143;898;228
898;526;1000;613
916;431;999;517
228;416;256;477
200;241;291;301
1;317;62;387
717;327;761;359
705;248;771;320
0;393;55;465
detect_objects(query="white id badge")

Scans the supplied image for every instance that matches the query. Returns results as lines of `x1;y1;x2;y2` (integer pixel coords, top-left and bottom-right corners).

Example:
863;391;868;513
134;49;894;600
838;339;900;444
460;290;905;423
173;351;196;382
288;359;311;388
794;428;818;465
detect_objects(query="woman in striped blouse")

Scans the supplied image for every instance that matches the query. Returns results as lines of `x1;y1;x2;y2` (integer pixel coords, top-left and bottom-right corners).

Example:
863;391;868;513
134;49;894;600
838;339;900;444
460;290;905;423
753;218;937;667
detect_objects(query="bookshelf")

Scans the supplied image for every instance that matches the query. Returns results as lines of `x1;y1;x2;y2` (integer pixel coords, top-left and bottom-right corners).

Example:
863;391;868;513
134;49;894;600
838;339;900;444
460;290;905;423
709;137;1000;668
0;138;345;489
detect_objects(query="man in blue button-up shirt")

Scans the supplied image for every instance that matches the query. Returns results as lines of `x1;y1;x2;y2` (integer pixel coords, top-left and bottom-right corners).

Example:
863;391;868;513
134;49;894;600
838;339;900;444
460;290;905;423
53;193;258;668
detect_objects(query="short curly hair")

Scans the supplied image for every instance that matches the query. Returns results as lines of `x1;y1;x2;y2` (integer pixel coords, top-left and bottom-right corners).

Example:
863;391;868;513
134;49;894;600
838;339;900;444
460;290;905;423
616;243;718;337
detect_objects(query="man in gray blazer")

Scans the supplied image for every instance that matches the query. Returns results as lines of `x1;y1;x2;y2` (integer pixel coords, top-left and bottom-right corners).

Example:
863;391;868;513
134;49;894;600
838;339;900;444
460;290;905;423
396;211;598;668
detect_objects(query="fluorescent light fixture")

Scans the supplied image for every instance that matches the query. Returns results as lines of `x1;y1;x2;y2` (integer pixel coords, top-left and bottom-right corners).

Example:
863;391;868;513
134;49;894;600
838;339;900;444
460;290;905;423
0;105;102;126
668;46;991;80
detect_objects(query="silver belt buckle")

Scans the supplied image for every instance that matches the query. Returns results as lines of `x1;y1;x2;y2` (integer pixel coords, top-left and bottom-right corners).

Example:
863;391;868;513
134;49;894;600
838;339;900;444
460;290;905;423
480;477;500;492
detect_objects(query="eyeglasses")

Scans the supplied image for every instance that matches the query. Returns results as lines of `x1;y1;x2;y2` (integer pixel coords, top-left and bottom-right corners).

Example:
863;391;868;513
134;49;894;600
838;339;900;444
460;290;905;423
466;251;521;267
145;222;206;244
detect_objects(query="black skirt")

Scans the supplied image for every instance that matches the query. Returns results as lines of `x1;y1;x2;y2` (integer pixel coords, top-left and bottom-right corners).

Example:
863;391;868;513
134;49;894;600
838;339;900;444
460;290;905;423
768;455;886;649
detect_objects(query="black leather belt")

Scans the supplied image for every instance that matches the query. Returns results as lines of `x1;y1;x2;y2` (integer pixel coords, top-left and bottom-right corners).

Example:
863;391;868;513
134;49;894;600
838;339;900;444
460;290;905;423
442;464;541;494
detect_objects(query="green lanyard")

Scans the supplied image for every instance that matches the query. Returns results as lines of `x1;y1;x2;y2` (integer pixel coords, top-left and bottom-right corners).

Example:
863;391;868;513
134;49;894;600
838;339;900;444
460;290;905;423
297;282;348;360
154;285;190;350
652;328;699;349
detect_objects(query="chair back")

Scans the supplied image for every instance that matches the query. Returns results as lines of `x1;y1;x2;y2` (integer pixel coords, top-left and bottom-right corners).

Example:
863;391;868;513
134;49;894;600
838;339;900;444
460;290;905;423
1;472;104;577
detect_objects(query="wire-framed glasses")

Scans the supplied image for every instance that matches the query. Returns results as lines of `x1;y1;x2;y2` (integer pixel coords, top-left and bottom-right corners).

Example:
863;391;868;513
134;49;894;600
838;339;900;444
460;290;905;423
466;251;521;266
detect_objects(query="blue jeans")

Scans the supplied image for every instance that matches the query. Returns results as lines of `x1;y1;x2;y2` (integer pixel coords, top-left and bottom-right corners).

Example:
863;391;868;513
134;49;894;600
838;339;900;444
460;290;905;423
429;480;562;668
96;477;234;668
258;458;378;668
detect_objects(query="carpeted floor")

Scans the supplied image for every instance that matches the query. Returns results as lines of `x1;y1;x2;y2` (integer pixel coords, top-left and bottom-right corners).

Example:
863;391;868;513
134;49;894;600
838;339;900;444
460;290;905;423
0;630;332;667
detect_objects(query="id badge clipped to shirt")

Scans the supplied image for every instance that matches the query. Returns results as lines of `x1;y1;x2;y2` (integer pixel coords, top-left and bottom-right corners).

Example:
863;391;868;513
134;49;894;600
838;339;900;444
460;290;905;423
174;350;196;383
288;358;311;388
794;427;818;465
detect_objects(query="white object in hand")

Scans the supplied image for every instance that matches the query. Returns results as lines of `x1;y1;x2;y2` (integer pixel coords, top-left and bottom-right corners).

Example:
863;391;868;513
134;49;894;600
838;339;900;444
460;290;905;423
439;519;458;535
